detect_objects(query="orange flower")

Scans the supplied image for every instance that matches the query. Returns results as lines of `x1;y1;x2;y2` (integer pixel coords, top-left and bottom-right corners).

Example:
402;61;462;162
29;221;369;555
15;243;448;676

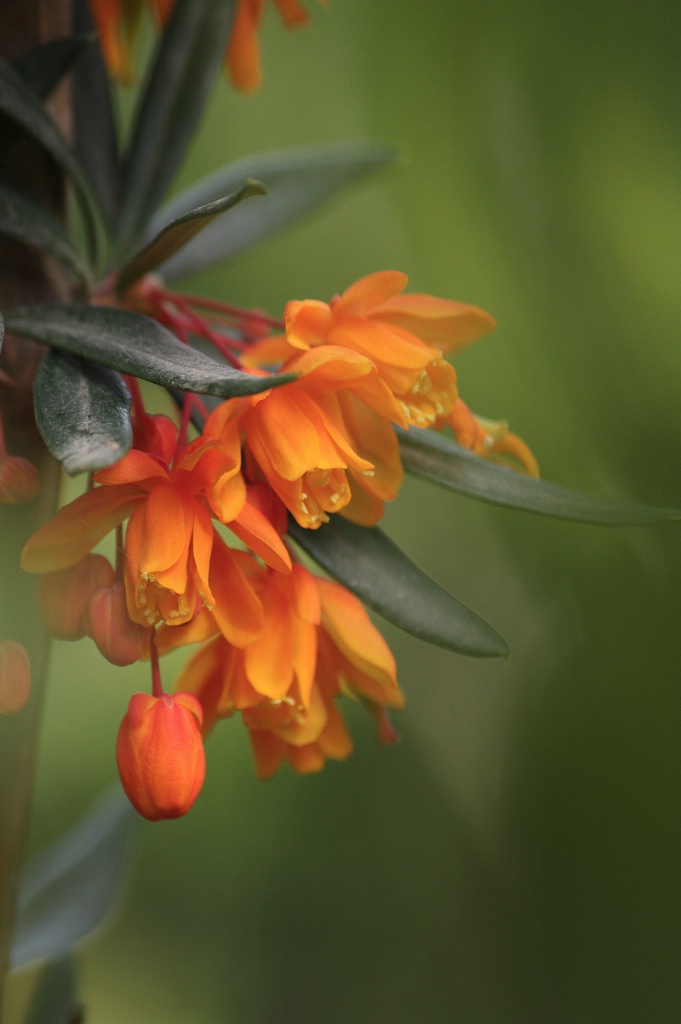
116;692;205;820
265;271;496;429
21;422;270;643
88;0;320;90
173;563;403;779
206;346;405;528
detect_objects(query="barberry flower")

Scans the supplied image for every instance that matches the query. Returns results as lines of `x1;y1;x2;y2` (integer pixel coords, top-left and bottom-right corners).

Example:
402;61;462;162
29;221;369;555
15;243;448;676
116;692;205;820
21;420;276;644
172;564;404;779
261;271;496;428
206;346;405;528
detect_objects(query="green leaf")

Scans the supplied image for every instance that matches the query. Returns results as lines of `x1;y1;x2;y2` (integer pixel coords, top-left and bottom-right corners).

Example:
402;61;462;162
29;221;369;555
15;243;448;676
34;352;132;475
151;141;397;281
0;185;92;287
289;515;508;659
116;179;266;293
398;428;681;526
12;36;90;100
23;958;79;1024
0;58;100;265
0;312;4;352
11;790;138;970
5;304;295;399
73;6;121;229
116;0;237;257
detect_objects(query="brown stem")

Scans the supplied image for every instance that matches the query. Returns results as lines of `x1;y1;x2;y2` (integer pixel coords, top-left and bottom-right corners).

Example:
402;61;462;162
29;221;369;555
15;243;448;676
0;0;74;1014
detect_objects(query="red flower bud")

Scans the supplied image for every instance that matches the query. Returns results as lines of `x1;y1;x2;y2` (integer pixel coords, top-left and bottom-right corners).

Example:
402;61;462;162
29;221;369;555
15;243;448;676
38;555;116;640
0;456;39;504
85;581;151;665
0;641;31;715
116;692;206;820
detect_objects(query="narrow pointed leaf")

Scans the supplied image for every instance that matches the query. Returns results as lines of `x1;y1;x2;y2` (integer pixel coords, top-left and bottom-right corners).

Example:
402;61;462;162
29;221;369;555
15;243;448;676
150;141;397;281
12;36;89;99
399;427;681;526
6;304;294;398
11;790;137;970
116;0;236;256
117;180;266;293
73;3;121;228
23;958;78;1024
0;59;100;264
289;515;508;659
0;185;92;287
34;352;132;475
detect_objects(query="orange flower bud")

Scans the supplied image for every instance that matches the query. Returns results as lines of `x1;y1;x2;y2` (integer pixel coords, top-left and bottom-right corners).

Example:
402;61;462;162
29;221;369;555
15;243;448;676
0;456;39;504
116;692;206;820
0;641;31;715
85;581;152;665
38;555;116;640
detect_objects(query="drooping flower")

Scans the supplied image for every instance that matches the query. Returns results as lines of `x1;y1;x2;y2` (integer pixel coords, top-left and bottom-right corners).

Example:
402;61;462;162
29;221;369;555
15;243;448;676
21;419;277;646
256;270;496;429
172;563;404;779
116;692;206;820
206;345;406;528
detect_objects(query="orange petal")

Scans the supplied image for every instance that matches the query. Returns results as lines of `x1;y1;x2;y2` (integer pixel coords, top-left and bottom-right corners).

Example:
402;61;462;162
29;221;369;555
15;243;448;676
229;500;292;574
209;539;264;647
372;295;496;352
225;0;264;92
333;271;408;316
21;485;142;573
95;448;169;487
284;299;334;349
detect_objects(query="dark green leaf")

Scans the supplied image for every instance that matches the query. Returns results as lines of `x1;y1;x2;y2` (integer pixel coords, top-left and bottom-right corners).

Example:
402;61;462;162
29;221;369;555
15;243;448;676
12;36;90;99
0;58;100;264
398;427;681;526
11;790;138;970
34;352;132;475
23;958;79;1024
116;0;237;257
6;304;295;398
0;185;92;287
0;313;4;353
289;515;508;659
152;141;397;281
74;3;121;229
116;180;266;293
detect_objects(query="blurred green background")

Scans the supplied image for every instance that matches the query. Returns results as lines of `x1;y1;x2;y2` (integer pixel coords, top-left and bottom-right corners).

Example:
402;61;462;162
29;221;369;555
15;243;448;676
13;1;681;1021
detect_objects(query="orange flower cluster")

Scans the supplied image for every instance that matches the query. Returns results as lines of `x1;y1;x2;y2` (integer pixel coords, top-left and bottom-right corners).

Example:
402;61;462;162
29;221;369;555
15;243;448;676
22;270;533;819
88;0;321;91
